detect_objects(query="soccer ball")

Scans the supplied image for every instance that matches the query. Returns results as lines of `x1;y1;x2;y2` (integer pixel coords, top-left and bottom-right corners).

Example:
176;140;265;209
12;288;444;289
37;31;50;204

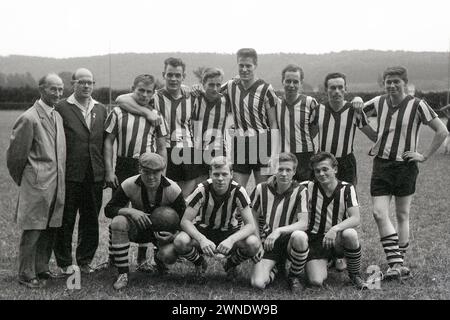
150;206;180;232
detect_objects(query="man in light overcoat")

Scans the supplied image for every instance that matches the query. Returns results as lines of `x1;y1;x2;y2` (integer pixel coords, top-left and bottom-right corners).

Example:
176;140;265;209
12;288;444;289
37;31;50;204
7;73;66;288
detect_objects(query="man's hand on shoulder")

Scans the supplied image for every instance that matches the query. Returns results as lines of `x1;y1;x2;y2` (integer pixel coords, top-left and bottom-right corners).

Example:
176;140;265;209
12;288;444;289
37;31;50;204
190;84;204;98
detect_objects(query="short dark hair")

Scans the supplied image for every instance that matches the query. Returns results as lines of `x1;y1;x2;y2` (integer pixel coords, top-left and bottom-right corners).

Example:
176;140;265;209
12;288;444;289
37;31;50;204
164;57;186;73
324;72;347;90
277;152;298;171
133;74;155;87
281;64;304;82
202;67;224;84
236;48;258;65
383;66;408;84
310;152;338;169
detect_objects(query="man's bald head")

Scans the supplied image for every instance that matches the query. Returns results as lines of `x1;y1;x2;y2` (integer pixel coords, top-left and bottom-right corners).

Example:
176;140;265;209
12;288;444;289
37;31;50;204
72;68;94;81
39;73;63;88
71;68;95;100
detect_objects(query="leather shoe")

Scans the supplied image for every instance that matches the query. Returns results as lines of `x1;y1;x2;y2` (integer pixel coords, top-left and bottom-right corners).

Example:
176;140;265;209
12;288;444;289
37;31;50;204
18;278;44;289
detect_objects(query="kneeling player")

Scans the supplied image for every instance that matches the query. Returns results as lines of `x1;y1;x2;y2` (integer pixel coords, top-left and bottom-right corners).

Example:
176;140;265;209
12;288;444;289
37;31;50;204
296;152;367;289
104;152;186;290
174;156;260;280
250;152;310;293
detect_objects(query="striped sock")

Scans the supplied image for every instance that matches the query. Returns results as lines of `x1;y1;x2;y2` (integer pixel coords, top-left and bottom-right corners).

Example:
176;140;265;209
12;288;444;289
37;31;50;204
181;247;202;265
381;233;403;267
344;246;362;276
251;246;264;264
108;225;114;264
227;248;251;269
111;243;130;274
288;247;309;277
399;242;409;261
267;264;279;285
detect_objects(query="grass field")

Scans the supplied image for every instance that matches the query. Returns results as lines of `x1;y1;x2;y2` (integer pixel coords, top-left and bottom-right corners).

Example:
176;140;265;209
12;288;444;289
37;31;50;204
0;109;449;300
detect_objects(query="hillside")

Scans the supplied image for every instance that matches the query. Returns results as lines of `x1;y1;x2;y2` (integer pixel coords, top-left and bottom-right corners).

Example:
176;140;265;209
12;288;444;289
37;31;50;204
0;50;448;91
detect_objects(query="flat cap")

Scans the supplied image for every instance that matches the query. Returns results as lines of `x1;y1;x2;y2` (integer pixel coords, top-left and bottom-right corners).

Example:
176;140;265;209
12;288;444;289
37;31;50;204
139;152;166;171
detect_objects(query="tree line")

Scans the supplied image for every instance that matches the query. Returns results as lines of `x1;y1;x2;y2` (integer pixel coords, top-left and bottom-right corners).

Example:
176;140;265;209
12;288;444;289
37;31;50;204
1;70;448;113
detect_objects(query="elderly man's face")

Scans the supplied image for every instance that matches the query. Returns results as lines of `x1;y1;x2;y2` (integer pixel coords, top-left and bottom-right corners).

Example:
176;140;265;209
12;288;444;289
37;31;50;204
73;70;94;100
40;75;64;106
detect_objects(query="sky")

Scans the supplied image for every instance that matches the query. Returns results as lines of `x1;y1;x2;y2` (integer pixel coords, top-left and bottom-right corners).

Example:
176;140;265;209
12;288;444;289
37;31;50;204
1;0;450;58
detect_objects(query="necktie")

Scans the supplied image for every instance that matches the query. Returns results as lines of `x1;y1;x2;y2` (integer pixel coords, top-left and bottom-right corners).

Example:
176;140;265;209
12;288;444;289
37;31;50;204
50;109;56;128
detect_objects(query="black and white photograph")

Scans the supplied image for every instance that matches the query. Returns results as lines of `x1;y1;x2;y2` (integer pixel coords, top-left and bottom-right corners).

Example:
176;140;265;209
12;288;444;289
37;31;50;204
1;0;449;305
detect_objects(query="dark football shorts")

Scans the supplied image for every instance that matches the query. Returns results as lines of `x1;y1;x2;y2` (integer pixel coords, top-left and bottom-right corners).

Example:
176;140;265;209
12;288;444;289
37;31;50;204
166;147;204;181
336;152;358;185
262;233;292;262
306;232;344;262
370;156;419;197
196;225;238;248
114;156;139;192
230;132;271;174
293;152;314;182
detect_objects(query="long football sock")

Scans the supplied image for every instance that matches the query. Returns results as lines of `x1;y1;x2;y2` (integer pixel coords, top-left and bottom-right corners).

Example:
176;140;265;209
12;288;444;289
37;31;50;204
380;233;403;267
344;246;362;276
181;247;202;265
111;243;130;274
226;248;251;269
399;242;409;261
288;247;309;277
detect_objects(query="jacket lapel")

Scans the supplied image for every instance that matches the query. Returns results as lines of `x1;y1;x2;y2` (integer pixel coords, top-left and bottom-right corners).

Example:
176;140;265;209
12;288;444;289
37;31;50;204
68;103;90;131
34;101;56;137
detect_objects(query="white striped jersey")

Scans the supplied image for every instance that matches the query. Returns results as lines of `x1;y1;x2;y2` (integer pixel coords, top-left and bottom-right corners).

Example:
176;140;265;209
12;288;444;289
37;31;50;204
104;106;167;158
275;95;319;153
153;89;194;148
305;180;358;235
363;95;438;161
186;179;250;231
221;79;277;135
191;94;230;151
311;102;369;158
251;177;308;240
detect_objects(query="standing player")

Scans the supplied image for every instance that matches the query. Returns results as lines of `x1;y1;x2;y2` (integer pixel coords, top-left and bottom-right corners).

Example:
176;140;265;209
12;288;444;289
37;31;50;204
173;156;260;280
104;152;186;290
275;64;319;181
294;152;367;290
118;58;201;198
362;66;448;279
104;74;167;188
221;48;279;187
311;72;377;186
191;68;230;183
250;153;310;293
104;74;168;271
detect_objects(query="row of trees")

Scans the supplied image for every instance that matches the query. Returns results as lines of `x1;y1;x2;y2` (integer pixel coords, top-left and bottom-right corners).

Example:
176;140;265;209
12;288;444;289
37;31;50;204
1;85;448;114
0;72;37;88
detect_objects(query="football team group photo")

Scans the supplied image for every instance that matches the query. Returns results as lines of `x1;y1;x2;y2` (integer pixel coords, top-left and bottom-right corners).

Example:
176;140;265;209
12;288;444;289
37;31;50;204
3;44;450;301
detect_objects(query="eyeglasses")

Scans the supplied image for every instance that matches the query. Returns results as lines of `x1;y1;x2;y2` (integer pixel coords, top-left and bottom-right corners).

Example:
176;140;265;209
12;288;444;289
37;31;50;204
74;80;95;86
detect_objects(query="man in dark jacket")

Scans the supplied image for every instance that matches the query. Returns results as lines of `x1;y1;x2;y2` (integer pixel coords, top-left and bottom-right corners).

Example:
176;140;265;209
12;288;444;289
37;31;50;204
54;68;107;274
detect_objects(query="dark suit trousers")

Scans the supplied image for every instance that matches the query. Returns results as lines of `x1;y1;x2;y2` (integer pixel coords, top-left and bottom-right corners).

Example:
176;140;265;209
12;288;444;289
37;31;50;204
54;176;103;268
18;228;56;281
